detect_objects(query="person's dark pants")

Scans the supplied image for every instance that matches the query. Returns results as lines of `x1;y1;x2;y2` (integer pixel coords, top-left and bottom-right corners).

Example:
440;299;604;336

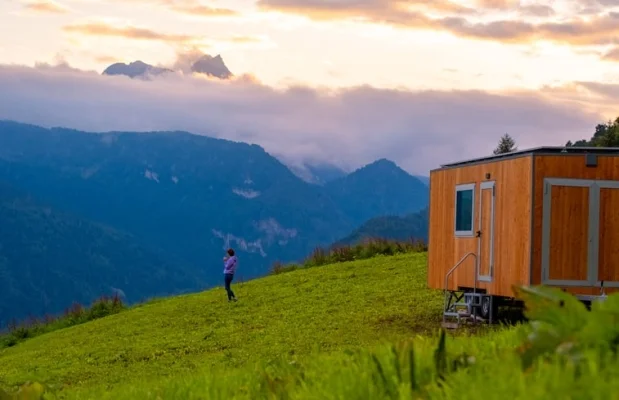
224;273;235;300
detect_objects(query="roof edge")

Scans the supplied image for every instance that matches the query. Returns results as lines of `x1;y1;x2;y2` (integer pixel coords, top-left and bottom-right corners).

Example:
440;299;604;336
439;146;619;168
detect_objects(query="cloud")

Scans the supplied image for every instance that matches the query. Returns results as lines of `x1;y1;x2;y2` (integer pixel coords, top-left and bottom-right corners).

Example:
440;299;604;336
226;35;264;44
106;0;239;17
575;81;619;100
61;21;265;51
602;46;619;61
577;0;619;11
93;55;120;64
0;62;610;175
169;3;238;17
23;0;69;14
474;0;519;9
170;48;208;74
63;22;199;45
519;4;555;17
258;0;619;46
258;0;476;20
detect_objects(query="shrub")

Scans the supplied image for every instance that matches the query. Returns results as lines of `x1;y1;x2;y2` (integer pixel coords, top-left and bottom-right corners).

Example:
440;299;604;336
270;237;427;275
270;261;300;275
0;294;125;349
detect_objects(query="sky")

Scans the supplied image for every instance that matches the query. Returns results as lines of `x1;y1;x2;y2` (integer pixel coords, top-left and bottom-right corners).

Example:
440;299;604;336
1;0;618;175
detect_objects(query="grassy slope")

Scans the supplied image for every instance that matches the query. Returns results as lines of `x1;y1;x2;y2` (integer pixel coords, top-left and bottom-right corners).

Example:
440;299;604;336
3;252;619;399
0;253;443;393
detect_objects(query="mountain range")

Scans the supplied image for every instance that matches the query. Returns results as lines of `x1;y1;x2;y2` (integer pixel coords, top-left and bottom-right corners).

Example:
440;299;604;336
336;208;429;246
102;54;233;80
0;120;429;324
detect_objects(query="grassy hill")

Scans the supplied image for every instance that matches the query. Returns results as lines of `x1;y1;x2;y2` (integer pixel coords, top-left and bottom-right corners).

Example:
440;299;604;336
2;252;619;399
0;252;442;395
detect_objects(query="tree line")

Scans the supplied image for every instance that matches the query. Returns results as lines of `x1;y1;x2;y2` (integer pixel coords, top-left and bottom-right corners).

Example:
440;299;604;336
492;116;619;155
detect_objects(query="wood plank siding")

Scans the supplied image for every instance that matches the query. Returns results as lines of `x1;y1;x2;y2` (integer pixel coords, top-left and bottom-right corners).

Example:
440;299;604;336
546;185;590;281
531;154;619;296
599;188;619;283
428;156;532;297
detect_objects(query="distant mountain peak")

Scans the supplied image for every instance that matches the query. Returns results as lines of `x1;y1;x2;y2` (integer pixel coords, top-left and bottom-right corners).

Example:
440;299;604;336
102;61;173;79
324;157;428;223
190;54;233;79
346;158;408;178
368;158;398;168
102;54;233;80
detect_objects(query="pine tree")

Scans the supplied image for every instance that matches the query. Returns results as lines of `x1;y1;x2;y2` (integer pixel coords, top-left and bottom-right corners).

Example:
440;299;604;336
493;133;517;155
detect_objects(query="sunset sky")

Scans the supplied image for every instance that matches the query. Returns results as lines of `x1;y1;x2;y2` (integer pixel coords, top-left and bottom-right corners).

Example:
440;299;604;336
1;0;618;174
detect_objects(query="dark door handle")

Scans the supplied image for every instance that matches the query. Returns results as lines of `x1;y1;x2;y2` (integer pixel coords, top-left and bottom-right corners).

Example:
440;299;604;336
476;231;481;237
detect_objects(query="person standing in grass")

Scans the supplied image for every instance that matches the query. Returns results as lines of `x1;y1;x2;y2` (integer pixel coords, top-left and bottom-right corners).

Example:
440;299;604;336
223;248;238;302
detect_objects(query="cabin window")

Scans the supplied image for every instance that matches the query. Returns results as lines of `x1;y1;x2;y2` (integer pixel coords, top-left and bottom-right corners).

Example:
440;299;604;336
455;183;475;236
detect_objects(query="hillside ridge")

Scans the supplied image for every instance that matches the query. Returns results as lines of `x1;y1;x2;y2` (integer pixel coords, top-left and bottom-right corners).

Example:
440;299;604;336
0;120;429;323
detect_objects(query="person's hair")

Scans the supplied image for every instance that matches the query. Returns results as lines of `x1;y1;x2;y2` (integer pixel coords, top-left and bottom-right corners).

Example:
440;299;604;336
227;248;235;256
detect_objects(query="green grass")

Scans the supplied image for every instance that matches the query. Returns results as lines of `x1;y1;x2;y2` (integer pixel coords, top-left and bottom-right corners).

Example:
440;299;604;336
0;252;445;396
0;295;125;350
3;252;619;400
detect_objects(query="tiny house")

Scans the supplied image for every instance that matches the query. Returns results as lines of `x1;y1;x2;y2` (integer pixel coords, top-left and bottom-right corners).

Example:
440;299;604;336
427;147;619;326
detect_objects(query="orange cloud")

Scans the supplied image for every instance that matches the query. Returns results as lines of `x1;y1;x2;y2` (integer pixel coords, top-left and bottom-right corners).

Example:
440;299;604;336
94;55;119;64
107;0;239;17
169;4;238;17
441;13;619;46
602;47;619;61
63;22;197;44
258;0;619;47
227;35;263;44
475;0;519;9
258;0;475;20
24;0;69;14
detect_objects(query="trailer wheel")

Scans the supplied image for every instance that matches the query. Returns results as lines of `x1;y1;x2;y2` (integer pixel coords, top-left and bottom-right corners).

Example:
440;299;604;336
480;296;498;320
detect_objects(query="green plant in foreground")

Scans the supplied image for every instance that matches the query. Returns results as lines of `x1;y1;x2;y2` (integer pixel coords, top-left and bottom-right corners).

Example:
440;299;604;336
514;285;619;370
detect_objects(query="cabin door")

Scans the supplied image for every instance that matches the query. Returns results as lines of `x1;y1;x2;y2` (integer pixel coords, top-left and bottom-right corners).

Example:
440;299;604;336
477;181;495;282
542;178;619;287
597;182;619;286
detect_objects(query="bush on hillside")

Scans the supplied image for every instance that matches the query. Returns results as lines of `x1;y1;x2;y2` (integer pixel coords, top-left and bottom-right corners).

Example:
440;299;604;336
0;294;125;349
271;237;427;275
269;260;300;275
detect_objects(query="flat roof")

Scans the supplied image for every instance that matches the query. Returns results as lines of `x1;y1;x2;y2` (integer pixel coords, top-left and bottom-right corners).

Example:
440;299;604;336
440;146;619;168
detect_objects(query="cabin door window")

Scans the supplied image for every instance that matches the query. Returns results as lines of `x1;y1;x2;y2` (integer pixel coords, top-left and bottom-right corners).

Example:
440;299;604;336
455;183;475;237
477;181;495;282
542;178;619;287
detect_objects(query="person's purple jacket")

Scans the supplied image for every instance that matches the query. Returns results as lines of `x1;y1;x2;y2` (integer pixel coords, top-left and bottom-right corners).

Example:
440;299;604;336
223;255;238;274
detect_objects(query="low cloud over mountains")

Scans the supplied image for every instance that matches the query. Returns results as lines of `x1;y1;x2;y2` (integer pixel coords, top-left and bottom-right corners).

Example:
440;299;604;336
0;59;609;175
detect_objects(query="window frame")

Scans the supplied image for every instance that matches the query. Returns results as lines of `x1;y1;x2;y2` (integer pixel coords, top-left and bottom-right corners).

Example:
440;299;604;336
454;183;476;237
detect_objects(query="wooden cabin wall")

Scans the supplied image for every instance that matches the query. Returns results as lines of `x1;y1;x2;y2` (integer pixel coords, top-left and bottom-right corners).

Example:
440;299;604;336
427;156;533;297
531;154;619;296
